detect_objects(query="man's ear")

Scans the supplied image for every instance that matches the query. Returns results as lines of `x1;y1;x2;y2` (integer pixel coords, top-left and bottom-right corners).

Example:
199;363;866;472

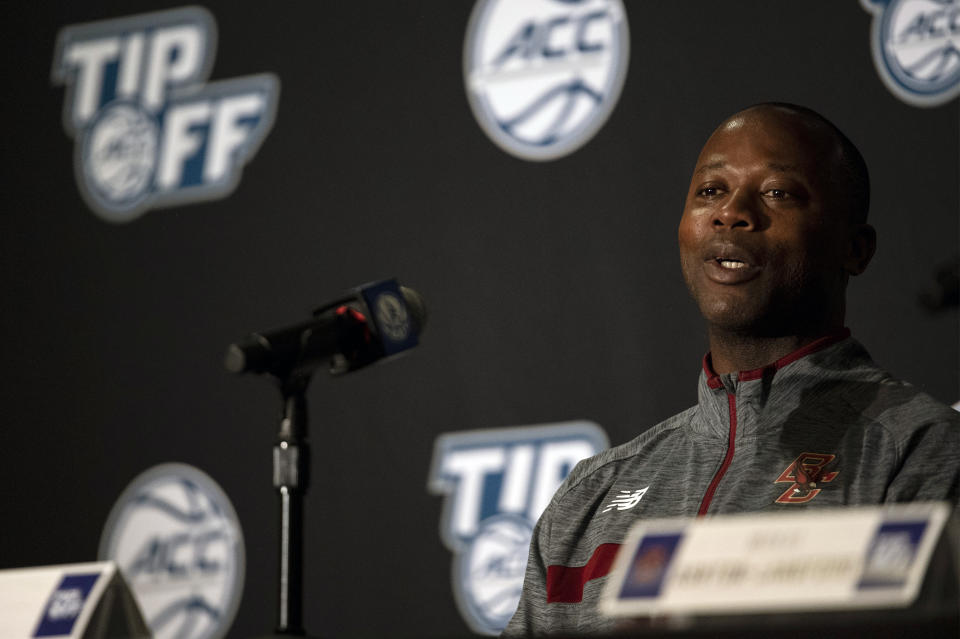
845;223;876;276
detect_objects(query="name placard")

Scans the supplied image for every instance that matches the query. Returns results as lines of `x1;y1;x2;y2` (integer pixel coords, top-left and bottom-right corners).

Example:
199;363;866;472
600;502;951;617
0;562;148;638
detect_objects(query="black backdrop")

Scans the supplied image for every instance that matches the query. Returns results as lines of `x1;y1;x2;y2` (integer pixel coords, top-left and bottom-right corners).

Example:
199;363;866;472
2;1;957;637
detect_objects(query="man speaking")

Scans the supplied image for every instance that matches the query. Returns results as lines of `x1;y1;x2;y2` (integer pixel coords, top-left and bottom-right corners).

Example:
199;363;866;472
503;103;960;636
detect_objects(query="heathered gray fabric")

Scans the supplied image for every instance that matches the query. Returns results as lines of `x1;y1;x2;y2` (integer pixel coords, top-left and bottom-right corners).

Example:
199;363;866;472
502;336;960;637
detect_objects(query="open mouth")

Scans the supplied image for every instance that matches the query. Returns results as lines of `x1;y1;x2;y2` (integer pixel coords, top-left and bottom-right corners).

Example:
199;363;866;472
700;244;760;283
715;257;748;269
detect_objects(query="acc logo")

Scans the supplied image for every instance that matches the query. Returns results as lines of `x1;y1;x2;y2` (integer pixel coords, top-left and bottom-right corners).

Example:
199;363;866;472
34;573;101;637
51;7;279;222
373;291;411;342
428;421;608;635
464;0;630;161
861;0;960;106
99;463;245;639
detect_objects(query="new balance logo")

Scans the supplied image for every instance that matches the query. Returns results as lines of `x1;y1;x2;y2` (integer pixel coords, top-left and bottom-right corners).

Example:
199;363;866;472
602;487;648;513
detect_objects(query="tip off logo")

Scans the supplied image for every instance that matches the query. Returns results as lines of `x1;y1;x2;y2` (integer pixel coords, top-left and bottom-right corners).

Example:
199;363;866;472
464;0;629;161
51;7;279;222
428;421;608;634
861;0;960;106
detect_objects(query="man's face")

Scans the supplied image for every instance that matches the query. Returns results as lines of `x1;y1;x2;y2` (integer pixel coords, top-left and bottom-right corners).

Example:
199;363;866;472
678;108;852;335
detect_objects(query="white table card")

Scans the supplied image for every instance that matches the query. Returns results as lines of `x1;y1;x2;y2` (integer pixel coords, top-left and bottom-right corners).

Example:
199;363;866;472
0;562;148;638
600;502;952;617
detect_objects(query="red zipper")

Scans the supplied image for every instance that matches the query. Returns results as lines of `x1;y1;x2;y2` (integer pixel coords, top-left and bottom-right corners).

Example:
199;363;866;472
698;393;737;516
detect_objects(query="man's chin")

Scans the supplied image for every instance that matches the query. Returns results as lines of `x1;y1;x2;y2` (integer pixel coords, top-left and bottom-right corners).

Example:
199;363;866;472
697;303;765;334
702;309;819;340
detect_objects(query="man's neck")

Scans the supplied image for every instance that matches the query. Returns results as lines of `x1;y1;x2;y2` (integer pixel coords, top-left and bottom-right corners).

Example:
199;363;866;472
706;327;841;375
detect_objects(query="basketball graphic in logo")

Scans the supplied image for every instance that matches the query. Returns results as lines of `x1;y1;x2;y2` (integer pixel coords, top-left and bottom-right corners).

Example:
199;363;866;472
81;103;159;221
457;515;534;634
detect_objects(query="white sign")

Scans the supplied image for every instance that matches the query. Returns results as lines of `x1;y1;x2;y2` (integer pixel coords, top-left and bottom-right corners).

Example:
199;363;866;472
600;502;951;617
0;562;147;638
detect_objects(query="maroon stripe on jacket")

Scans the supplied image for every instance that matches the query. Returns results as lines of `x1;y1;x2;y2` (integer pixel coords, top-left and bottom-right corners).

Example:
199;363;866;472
546;543;621;603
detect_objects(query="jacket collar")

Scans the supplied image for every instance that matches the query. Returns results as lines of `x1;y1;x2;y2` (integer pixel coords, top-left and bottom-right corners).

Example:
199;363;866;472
701;328;852;391
691;329;870;440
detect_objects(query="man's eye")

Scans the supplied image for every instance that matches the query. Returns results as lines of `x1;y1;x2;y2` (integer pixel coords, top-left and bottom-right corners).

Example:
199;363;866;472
765;189;789;200
697;186;721;197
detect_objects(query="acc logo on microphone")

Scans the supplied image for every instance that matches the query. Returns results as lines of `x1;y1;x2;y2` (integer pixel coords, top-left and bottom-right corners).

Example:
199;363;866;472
99;463;245;639
861;0;960;106
358;278;420;355
428;421;608;635
373;292;411;342
51;7;279;222
464;0;630;161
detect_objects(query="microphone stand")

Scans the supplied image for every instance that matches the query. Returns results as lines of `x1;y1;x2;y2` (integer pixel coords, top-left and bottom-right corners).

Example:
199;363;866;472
254;370;321;638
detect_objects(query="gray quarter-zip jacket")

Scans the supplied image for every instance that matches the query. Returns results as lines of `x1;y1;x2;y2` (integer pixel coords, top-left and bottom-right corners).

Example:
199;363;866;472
503;332;960;637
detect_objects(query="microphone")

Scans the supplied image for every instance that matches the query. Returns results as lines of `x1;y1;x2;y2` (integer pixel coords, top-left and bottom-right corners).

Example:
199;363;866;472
225;279;426;377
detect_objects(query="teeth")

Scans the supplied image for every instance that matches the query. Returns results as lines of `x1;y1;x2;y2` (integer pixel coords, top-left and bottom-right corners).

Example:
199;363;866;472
719;260;746;269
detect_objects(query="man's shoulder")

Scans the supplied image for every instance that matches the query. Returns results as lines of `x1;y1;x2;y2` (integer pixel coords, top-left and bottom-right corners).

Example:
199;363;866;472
820;339;958;439
853;373;959;438
842;367;960;502
552;406;698;504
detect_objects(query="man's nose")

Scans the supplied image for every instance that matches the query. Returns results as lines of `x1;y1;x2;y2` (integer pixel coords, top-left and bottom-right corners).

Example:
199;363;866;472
712;188;759;230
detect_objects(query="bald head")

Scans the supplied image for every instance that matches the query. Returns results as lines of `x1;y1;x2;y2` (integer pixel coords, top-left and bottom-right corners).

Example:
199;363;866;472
678;101;878;341
720;103;871;225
